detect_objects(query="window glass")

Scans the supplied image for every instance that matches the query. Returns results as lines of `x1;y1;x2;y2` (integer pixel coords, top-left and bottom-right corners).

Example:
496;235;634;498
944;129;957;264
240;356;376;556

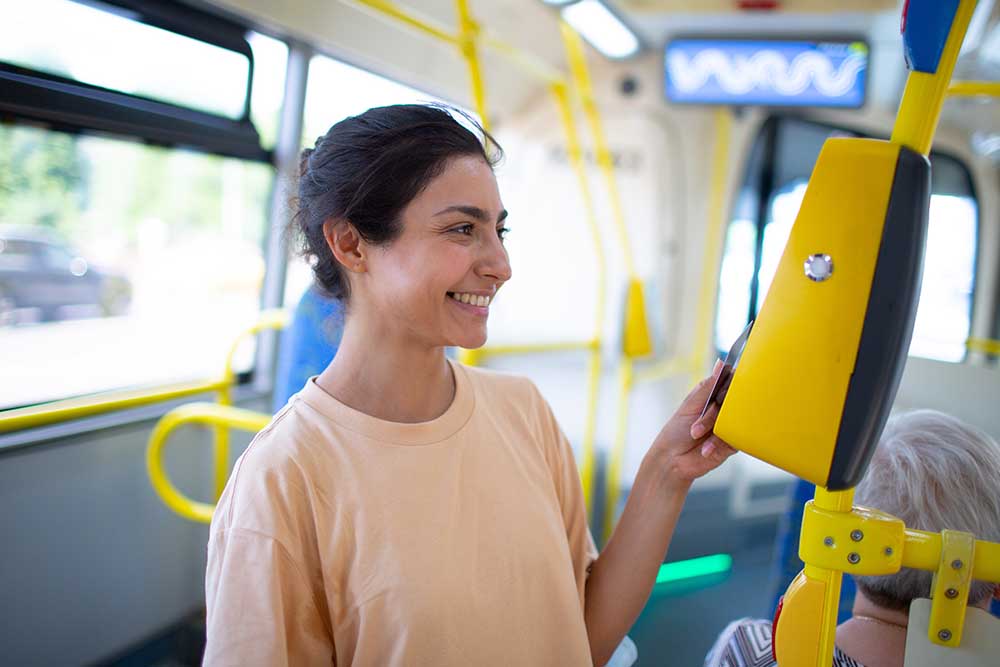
715;117;978;363
0;0;250;119
248;32;288;149
0;124;272;410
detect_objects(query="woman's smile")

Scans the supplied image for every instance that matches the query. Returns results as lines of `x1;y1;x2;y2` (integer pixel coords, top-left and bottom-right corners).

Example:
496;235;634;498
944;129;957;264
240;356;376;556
447;291;492;316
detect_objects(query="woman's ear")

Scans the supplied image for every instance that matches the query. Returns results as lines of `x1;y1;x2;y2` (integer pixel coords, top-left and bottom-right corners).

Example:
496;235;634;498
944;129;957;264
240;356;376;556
323;219;366;273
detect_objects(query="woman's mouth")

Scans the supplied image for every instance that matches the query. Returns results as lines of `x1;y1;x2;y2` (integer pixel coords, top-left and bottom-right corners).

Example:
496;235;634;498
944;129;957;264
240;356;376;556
447;291;492;307
447;292;491;317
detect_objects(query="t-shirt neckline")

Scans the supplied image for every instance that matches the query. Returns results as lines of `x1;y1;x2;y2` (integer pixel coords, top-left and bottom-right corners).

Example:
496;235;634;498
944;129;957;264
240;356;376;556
298;359;474;446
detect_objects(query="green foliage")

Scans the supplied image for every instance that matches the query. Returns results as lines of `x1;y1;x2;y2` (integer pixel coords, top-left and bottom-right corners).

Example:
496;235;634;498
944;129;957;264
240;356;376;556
0;123;272;249
0;124;87;234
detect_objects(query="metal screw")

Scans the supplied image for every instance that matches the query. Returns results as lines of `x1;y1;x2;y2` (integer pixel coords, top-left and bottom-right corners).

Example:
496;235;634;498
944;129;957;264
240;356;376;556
824;537;835;547
847;552;861;564
945;588;959;599
952;559;964;570
804;254;834;282
884;547;894;556
850;530;864;542
938;629;952;642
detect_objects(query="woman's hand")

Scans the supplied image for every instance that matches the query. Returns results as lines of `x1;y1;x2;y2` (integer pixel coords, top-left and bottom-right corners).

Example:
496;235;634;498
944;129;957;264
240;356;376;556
647;360;738;486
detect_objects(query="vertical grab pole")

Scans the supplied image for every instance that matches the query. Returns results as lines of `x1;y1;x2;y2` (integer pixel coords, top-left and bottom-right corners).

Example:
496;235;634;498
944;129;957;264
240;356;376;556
806;487;855;667
690;108;733;380
891;0;977;156
560;22;651;539
551;82;607;513
455;0;489;132
454;0;490;369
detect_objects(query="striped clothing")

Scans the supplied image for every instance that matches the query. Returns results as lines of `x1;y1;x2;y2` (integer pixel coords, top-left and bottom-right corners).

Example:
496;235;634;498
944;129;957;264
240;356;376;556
705;618;865;667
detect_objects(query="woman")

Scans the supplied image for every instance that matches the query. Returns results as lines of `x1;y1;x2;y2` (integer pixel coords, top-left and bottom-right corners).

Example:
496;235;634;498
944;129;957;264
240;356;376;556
204;104;736;666
705;409;1000;667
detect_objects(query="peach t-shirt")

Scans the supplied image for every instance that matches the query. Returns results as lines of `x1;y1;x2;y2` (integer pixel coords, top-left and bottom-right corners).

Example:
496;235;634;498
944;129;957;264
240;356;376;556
204;361;598;666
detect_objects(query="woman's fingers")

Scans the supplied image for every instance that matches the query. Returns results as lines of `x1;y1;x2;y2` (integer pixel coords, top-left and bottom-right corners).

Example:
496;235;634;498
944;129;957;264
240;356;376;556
700;436;737;460
691;401;719;439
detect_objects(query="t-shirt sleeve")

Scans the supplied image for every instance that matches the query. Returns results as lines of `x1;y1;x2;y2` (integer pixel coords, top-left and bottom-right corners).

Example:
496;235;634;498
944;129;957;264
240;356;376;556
204;527;334;666
531;384;600;607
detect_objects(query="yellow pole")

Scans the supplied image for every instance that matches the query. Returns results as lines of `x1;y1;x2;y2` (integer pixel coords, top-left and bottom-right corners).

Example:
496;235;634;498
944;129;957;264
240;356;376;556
805;487;855;667
348;0;459;45
689;108;733;379
560;22;636;280
604;358;633;541
455;0;489;132
891;0;977;155
551;81;607;512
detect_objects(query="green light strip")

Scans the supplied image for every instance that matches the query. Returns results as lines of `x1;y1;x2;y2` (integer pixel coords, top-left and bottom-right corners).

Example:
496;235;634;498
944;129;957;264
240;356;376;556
655;553;733;585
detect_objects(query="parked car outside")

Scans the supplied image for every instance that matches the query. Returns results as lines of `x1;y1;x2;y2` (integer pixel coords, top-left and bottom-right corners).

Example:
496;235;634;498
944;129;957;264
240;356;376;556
0;225;132;324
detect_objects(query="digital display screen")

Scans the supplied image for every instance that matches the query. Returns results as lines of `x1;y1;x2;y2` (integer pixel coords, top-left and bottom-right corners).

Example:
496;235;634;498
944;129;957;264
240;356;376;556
664;38;868;108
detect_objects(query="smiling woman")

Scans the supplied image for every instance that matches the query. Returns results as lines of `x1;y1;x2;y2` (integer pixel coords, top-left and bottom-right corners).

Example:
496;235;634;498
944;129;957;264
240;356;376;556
204;102;736;667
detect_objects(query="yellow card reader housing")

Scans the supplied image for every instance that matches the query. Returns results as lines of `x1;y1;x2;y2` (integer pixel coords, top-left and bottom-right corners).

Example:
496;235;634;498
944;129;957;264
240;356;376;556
713;138;930;490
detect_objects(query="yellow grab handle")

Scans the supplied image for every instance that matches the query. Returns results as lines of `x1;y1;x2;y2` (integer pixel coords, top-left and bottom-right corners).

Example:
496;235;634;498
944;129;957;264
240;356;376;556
146;402;270;523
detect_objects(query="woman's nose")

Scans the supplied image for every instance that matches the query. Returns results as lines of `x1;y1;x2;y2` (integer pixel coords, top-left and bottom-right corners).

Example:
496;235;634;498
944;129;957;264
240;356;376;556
479;233;512;283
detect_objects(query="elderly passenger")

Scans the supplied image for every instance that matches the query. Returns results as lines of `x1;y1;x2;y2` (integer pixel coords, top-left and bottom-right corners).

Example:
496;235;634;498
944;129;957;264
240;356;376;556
705;410;1000;667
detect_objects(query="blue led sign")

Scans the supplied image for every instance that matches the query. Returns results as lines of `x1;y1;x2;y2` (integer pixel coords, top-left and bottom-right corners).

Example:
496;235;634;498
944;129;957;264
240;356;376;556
665;39;868;108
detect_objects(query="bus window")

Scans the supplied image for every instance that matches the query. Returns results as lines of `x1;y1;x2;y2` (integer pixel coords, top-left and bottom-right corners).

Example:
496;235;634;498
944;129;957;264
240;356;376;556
248;32;290;151
715;116;979;363
0;3;274;411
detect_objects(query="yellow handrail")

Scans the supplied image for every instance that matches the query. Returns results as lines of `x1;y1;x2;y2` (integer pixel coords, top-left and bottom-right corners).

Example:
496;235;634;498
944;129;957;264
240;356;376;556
349;0;458;45
211;308;290;497
0;379;229;433
146;402;271;523
946;80;1000;97
967;337;1000;355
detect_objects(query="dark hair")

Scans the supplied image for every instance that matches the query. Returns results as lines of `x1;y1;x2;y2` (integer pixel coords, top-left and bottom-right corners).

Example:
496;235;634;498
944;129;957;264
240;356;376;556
290;104;502;301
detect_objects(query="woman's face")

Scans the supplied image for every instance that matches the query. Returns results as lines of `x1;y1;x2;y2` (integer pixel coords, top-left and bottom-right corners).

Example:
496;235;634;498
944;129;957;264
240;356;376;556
357;155;511;350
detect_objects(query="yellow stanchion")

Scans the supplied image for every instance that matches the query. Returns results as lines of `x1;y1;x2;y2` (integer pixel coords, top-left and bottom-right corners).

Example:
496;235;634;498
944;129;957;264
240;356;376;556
603;358;633;541
551;81;607;511
637;108;734;386
602;107;733;538
455;0;489;131
560;21;652;360
891;1;977;155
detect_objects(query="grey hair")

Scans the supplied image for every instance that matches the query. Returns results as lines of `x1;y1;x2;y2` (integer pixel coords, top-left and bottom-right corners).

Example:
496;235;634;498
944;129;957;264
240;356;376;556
853;410;1000;610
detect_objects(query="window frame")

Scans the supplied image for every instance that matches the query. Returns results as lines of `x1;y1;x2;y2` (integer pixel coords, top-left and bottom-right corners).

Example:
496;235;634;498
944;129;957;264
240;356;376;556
719;113;980;361
0;0;268;162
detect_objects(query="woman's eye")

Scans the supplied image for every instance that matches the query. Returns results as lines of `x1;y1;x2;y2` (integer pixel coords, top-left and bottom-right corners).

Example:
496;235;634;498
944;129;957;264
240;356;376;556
453;224;474;236
497;226;510;241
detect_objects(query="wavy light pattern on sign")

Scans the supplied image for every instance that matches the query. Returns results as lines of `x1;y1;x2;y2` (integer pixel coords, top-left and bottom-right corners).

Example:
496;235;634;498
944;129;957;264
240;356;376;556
664;40;868;107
